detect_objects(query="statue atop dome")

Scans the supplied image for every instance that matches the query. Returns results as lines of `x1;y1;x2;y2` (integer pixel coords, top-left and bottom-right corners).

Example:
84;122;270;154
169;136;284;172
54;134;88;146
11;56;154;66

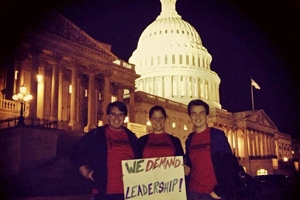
158;0;181;19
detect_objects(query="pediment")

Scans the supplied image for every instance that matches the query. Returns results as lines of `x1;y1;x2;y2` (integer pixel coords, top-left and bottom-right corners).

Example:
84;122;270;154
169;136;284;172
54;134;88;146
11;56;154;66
34;9;117;59
247;110;277;128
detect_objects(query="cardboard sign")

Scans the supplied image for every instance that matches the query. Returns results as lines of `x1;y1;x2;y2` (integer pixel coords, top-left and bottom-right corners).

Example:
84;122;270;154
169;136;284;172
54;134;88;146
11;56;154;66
122;156;187;200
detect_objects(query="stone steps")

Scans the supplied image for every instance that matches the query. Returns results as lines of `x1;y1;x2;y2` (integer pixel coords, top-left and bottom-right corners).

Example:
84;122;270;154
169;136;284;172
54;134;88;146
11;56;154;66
0;127;91;199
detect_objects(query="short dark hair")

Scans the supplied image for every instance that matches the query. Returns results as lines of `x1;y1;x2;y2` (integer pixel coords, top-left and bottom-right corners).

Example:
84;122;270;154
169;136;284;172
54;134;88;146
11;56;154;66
187;99;209;115
149;105;167;119
106;101;128;116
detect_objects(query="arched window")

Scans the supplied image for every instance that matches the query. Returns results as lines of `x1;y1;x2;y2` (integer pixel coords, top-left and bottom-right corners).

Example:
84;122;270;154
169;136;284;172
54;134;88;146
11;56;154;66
172;54;175;64
186;55;189;65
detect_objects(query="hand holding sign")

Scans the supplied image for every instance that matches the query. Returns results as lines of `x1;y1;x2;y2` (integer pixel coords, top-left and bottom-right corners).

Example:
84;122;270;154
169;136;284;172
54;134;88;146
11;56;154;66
122;156;187;200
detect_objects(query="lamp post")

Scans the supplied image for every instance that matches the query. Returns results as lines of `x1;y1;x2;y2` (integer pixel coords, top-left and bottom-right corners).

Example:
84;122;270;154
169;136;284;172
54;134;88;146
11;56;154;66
12;85;33;125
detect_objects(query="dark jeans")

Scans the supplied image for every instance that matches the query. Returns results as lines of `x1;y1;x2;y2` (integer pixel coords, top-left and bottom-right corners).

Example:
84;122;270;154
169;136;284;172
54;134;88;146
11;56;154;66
187;192;227;200
92;193;124;200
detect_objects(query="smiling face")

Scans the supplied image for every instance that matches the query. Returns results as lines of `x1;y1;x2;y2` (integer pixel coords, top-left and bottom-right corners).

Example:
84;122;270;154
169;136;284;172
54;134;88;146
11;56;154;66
150;110;166;134
107;106;126;130
189;105;208;133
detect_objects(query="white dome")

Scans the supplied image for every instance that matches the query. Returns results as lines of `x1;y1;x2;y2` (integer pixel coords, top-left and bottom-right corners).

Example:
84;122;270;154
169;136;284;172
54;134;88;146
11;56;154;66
129;0;221;108
137;16;203;50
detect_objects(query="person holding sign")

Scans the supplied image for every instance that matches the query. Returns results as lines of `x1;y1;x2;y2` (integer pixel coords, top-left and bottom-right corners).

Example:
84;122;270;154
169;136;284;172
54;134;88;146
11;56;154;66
137;105;184;158
185;99;238;200
70;101;139;200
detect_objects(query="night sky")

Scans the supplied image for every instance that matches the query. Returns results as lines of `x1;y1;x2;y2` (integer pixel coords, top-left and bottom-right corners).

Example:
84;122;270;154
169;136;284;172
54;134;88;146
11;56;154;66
1;0;299;139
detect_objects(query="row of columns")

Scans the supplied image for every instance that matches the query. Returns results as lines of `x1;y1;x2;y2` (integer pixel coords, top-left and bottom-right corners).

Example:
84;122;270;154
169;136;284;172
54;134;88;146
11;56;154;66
15;48;133;132
222;127;275;159
136;76;219;102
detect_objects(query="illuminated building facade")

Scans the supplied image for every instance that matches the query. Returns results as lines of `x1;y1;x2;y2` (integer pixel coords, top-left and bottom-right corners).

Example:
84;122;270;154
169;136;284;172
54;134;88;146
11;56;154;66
0;0;293;176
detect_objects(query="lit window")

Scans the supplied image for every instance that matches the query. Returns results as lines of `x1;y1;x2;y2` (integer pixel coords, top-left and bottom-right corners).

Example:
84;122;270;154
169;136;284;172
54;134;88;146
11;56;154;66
256;169;268;176
85;89;88;97
69;85;72;94
111;96;117;102
183;124;187;131
172;122;176;128
123;89;130;98
98;120;103;127
124;116;129;123
14;70;18;80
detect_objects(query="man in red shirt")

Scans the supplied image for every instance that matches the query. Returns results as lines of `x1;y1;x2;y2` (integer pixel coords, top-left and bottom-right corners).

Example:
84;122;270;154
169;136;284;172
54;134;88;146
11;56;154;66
71;101;139;200
185;99;238;200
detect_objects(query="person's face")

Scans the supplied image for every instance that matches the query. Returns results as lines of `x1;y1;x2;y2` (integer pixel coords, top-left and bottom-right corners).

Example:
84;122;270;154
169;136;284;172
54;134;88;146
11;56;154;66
150;110;166;134
108;106;126;130
189;105;208;132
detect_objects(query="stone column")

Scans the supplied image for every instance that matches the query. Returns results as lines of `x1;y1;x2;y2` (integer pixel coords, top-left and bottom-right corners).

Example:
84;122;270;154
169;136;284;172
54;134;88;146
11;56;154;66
28;47;41;121
68;61;79;129
49;53;61;123
57;68;63;122
84;72;97;132
191;77;195;98
244;129;249;159
36;62;45;120
129;87;135;123
177;76;181;97
249;130;253;157
76;75;82;129
254;132;258;157
102;70;112;125
257;133;261;157
161;76;164;97
151;77;155;94
15;49;27;93
142;79;145;91
234;129;239;157
230;129;234;150
117;84;124;101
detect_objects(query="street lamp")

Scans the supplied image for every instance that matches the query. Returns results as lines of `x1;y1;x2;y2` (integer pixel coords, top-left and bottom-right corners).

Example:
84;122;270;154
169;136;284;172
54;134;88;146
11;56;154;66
12;85;33;125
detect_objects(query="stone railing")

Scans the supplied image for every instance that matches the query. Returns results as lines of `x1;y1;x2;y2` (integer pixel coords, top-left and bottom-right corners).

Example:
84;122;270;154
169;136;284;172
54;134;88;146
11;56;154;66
0;99;19;112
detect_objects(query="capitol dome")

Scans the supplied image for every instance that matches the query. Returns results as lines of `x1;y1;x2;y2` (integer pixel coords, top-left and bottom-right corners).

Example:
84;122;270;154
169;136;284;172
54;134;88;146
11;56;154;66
129;0;221;108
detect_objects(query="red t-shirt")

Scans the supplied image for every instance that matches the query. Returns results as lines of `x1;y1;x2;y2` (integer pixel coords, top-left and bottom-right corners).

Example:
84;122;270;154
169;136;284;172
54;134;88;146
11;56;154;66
142;133;175;158
188;127;217;194
106;126;134;194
